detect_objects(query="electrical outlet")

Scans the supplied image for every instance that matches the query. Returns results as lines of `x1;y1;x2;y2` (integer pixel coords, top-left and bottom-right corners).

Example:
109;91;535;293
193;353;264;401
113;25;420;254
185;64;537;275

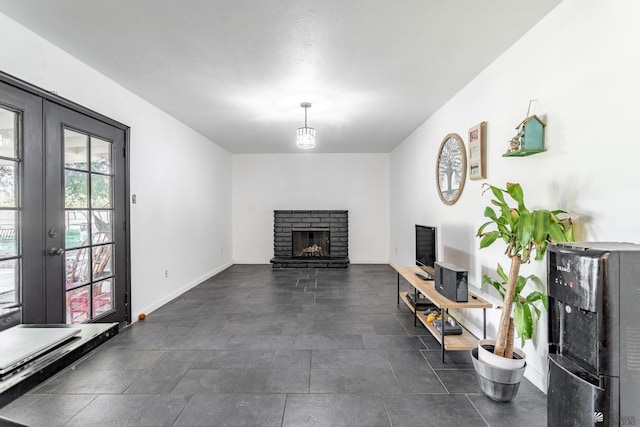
164;270;168;278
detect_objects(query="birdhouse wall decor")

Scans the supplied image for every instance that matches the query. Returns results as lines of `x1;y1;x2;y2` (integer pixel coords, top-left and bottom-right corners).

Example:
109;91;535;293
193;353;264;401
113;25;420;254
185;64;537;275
503;114;546;157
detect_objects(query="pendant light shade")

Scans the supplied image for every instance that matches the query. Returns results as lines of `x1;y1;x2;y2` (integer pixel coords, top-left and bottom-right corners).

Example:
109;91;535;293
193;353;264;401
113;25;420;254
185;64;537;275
296;102;315;149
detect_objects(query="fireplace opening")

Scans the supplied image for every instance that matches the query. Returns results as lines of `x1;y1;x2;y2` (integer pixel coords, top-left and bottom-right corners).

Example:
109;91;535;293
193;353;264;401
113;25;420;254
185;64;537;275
292;229;330;258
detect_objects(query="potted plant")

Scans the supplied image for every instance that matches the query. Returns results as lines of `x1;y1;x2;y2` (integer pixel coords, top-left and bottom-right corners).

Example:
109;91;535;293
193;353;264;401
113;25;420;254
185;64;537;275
477;272;544;369
472;182;574;401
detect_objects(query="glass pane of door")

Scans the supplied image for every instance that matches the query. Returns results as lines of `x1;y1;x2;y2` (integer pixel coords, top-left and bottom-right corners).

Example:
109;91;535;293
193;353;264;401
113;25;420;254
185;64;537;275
0;106;20;312
64;130;115;324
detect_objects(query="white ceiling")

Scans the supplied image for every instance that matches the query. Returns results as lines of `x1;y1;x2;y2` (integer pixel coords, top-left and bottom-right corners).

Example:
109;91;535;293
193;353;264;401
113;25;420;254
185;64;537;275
0;0;562;154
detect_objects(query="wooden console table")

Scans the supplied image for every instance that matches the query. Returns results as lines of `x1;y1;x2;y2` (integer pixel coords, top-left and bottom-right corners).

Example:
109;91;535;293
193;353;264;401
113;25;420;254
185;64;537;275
395;265;491;362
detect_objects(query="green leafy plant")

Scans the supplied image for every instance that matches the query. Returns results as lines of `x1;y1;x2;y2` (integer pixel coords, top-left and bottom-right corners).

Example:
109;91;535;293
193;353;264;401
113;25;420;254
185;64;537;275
476;182;574;359
482;267;547;348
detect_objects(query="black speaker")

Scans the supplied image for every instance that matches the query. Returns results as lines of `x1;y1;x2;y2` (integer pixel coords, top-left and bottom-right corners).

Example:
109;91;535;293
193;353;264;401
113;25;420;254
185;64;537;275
434;262;468;302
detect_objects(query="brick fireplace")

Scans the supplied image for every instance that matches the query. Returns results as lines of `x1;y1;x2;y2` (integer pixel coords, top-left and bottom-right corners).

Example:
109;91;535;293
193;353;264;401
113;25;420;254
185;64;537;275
270;210;349;268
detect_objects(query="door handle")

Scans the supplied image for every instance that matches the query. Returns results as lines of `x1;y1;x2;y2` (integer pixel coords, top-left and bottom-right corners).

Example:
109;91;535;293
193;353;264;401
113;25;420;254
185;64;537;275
48;247;65;256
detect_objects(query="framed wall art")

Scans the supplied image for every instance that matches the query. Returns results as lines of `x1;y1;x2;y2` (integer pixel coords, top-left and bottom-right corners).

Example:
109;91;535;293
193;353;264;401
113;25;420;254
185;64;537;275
468;121;487;180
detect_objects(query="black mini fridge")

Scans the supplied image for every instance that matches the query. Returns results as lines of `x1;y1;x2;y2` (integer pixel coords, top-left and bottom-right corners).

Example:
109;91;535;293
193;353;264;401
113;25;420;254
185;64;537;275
547;242;640;426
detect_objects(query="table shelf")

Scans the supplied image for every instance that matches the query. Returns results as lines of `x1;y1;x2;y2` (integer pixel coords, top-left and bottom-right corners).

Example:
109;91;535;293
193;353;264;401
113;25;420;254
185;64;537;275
395;266;492;362
399;292;481;350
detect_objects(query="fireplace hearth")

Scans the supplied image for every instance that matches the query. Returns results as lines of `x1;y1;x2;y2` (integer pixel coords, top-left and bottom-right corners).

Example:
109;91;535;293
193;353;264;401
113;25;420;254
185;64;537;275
271;210;349;268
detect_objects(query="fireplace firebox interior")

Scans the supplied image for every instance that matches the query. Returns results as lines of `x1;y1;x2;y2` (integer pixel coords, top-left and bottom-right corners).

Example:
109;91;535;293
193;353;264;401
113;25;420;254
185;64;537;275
292;229;330;257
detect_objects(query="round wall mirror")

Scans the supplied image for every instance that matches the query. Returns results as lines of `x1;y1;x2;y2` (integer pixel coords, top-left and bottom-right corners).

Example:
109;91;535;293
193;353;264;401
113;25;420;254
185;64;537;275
436;133;467;205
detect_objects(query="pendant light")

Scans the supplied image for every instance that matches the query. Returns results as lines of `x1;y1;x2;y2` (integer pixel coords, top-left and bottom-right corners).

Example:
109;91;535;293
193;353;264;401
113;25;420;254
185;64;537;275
296;102;315;149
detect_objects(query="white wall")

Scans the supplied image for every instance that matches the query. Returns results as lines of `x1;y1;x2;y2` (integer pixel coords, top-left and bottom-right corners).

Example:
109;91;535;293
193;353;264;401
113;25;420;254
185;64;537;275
233;153;389;264
0;13;233;321
390;0;640;391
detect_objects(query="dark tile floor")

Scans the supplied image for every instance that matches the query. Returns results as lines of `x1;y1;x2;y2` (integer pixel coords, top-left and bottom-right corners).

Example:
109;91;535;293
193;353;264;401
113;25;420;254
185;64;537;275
0;264;547;426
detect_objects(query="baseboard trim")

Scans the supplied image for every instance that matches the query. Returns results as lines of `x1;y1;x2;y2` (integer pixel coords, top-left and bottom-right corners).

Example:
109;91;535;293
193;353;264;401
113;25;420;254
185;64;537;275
132;261;233;323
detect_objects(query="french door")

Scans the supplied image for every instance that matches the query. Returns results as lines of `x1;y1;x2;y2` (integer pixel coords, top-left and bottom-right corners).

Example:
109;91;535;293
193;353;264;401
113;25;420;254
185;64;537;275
0;76;129;325
0;80;43;324
44;102;128;324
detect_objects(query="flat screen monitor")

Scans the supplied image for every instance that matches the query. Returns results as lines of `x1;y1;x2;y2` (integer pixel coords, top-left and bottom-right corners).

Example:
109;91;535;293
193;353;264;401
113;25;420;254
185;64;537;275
415;225;437;273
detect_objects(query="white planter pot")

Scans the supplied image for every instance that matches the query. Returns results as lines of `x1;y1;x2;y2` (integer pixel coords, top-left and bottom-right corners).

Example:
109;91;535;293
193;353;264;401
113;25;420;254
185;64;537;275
478;339;526;370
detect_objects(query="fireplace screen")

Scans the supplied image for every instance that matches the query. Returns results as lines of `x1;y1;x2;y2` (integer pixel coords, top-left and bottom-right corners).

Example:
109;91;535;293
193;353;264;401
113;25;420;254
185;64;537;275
292;229;330;257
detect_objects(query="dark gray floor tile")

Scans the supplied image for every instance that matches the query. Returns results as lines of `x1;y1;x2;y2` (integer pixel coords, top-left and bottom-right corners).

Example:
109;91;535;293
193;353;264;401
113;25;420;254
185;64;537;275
182;301;251;314
510;376;546;395
311;349;390;370
314;295;353;306
281;318;315;334
124;319;198;335
97;330;167;351
349;294;389;306
156;350;202;364
312;319;376;335
291;291;316;304
181;350;311;394
311;367;402;394
245;293;294;305
418;333;443;350
232;311;303;323
172;368;245;393
367;314;400;325
125;360;193;394
224;334;297;350
300;304;352;314
218;319;284;335
395;313;430;336
154;334;230;350
174;393;286;427
33;368;145;394
182;288;231;300
434;368;482;393
421;348;475;369
76;349;165;370
185;321;228;336
271;349;312;369
0;394;96;427
294;334;364;349
365;314;411;334
386;349;446;393
297;277;317;288
236;365;310;393
467;392;547;426
283;394;390;427
272;269;303;278
66;394;191;426
248;303;303;314
192;349;275;369
312;288;353;297
383;394;487;426
349;304;399;314
309;311;356;322
362;335;426;349
151;303;212;318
